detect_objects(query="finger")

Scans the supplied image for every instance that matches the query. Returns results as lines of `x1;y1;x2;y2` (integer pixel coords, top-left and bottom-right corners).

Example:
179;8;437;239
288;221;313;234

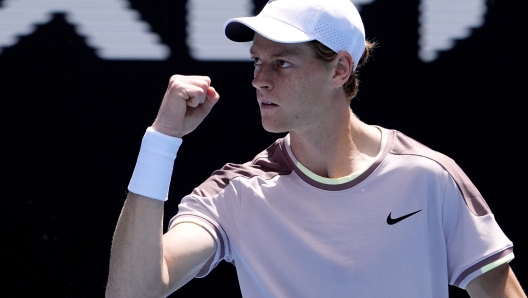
165;75;214;108
186;99;200;108
170;83;206;107
175;76;212;96
185;88;207;107
181;75;211;86
181;80;211;107
167;75;210;97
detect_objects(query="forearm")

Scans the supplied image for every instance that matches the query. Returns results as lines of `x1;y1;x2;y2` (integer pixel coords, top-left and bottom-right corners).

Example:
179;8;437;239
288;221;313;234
106;193;169;298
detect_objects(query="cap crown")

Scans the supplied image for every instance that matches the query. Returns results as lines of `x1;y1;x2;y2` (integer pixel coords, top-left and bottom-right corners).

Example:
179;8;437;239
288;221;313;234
260;0;366;66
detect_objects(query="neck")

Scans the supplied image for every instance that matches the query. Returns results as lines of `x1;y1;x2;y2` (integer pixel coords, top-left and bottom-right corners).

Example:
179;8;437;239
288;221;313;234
289;108;381;179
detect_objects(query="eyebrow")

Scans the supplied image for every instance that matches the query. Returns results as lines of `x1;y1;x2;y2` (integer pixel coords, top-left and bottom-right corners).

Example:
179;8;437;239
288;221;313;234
249;47;303;58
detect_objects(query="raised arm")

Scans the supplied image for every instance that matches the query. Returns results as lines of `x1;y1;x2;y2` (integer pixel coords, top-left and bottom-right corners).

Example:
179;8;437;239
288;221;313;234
106;75;220;298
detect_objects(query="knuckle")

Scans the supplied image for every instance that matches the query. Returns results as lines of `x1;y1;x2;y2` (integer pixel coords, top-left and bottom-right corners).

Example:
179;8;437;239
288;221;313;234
169;74;180;83
168;79;178;90
194;80;207;90
195;88;205;96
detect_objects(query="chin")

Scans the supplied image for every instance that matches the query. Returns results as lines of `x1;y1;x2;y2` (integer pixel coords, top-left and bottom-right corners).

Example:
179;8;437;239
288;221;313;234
261;119;288;134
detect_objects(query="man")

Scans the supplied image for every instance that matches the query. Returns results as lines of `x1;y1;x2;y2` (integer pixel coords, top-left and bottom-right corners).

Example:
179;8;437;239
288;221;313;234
106;0;525;297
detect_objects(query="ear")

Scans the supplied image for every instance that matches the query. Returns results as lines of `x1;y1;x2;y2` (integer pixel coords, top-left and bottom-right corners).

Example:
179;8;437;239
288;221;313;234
330;52;353;88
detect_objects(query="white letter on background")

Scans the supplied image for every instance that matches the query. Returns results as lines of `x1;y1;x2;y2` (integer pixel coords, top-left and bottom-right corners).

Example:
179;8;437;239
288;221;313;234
0;0;170;60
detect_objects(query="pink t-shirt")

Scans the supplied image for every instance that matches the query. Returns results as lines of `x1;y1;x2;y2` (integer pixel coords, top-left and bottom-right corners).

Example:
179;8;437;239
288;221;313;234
170;127;513;297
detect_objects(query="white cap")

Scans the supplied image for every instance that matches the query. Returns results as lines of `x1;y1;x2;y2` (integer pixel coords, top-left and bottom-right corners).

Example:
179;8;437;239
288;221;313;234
224;0;366;69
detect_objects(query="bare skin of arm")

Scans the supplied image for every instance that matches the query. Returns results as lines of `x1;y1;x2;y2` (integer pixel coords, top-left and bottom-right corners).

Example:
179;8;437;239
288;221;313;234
467;263;526;298
106;75;220;297
106;194;216;297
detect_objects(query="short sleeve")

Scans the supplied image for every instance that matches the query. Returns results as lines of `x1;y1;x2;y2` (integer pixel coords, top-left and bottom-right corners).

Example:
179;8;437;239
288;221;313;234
168;178;242;277
442;174;514;289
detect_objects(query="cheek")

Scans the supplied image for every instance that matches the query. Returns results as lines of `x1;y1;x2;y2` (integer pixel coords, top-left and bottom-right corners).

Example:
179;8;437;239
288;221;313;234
298;68;327;94
275;63;329;105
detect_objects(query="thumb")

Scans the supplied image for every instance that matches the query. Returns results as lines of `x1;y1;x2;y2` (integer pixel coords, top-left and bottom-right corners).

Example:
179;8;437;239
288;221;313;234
202;86;220;112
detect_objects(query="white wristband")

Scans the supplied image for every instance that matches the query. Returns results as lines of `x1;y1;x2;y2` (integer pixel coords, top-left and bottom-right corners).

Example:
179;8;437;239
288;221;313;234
128;127;182;201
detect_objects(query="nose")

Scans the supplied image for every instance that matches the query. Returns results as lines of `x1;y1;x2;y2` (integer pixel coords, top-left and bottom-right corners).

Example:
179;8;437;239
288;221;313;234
252;64;272;90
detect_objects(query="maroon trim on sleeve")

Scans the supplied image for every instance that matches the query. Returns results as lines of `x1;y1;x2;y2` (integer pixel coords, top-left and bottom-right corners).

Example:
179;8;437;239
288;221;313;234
280;130;394;191
453;247;514;287
390;131;491;216
192;139;293;197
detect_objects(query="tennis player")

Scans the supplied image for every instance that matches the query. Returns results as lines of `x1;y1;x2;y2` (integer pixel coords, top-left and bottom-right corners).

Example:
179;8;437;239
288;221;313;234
106;0;525;297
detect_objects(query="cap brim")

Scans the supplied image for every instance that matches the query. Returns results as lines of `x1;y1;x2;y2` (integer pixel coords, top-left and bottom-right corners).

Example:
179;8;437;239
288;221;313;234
224;16;315;43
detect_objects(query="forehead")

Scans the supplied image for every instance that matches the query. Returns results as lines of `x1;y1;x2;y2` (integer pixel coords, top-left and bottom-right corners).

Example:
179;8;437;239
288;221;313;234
249;33;314;58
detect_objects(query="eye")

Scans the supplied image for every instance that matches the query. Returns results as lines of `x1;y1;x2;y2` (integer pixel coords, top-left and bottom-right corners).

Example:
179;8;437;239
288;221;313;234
277;60;291;68
252;57;262;66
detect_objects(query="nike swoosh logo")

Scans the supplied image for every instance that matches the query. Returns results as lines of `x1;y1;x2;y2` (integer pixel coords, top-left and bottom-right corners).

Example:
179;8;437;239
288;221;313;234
387;210;422;225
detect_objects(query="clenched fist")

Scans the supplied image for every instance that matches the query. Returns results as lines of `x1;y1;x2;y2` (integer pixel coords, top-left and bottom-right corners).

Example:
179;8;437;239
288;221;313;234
152;75;220;138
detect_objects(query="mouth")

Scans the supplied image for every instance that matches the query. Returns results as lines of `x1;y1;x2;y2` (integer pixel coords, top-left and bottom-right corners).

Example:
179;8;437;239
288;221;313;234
258;98;278;107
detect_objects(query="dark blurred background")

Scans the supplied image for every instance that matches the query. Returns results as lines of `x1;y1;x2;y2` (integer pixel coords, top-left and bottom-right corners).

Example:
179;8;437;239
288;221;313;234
1;0;526;296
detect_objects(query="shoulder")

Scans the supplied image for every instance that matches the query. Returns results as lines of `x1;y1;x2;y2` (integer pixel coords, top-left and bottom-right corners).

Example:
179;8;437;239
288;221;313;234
387;129;490;216
192;137;294;197
388;129;463;175
389;130;453;163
